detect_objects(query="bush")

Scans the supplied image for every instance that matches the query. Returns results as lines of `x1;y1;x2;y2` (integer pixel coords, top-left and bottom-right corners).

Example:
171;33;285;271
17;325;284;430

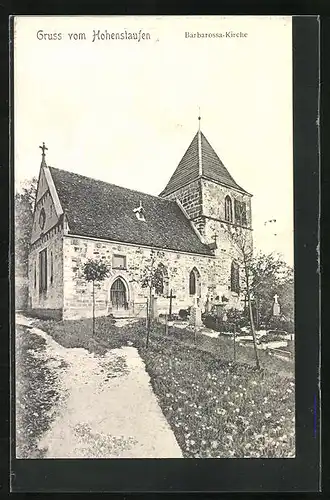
259;332;287;343
107;313;116;325
267;316;294;334
203;307;251;333
178;309;189;321
202;313;221;331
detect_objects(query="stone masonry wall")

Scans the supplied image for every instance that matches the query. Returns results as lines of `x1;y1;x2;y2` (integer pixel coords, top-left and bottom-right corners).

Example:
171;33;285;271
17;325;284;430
202;179;252;229
28;224;64;317
163;179;202;221
200;179;253;308
62;235;241;320
31;181;60;245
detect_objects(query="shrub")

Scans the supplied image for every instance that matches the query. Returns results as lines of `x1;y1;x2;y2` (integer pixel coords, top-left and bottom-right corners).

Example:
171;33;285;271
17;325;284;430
202;308;251;333
226;308;250;329
259;333;287;343
267;316;294;334
202;313;220;331
178;309;189;321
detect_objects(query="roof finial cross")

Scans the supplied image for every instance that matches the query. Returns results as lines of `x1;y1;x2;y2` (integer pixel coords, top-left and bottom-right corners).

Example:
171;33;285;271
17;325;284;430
39;141;48;158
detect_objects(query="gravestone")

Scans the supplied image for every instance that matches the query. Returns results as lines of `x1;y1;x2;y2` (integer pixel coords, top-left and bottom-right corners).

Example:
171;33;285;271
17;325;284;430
150;296;158;319
273;294;280;316
190;297;202;327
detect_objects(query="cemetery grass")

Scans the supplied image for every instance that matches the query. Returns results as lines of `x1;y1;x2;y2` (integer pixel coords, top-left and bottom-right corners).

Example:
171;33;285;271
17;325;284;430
34;317;295;458
15;325;66;458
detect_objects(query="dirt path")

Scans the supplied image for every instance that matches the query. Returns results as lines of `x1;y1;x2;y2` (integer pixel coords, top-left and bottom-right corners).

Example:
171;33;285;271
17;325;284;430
16;315;182;459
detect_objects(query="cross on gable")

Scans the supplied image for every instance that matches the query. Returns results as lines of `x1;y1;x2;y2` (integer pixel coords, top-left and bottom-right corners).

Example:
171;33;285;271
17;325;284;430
39;142;48;157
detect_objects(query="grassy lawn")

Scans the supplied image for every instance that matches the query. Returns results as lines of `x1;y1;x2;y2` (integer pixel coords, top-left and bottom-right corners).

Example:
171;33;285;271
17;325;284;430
33;316;295;458
159;324;294;377
15;325;67;458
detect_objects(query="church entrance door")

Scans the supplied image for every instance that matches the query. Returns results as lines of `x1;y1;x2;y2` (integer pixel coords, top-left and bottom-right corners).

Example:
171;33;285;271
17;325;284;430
110;278;128;312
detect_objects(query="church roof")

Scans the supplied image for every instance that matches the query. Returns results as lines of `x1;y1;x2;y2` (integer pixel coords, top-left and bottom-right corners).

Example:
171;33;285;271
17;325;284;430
160;130;250;197
49;167;213;256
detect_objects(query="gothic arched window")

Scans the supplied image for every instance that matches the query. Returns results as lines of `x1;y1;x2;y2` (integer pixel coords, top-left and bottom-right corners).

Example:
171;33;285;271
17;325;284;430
155;263;169;296
225;195;233;222
50;251;54;284
110;277;128;310
231;261;240;294
189;270;196;295
189;267;200;296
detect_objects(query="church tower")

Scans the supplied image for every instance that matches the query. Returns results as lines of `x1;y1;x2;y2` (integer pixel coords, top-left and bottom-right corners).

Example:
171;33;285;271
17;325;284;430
160;120;253;265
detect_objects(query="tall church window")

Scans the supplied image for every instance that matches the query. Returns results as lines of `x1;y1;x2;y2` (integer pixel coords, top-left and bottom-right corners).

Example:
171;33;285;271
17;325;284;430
50;251;54;284
34;263;37;289
231;261;240;294
39;248;48;294
154;263;169;296
189;270;196;295
189;267;200;296
225;196;233;222
234;199;247;226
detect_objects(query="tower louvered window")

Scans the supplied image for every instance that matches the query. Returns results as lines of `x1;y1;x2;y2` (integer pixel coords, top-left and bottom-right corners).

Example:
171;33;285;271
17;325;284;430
225;196;233;222
231;261;240;294
234;200;247;226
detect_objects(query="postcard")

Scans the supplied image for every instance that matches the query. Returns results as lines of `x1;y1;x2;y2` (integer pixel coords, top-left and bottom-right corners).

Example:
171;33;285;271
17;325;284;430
11;15;320;492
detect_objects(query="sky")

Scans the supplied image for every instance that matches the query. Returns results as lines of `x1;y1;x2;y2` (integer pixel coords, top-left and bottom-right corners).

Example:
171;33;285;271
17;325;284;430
14;15;294;266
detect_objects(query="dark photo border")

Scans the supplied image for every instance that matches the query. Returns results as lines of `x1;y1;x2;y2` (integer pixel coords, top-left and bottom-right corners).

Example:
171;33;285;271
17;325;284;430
8;15;320;493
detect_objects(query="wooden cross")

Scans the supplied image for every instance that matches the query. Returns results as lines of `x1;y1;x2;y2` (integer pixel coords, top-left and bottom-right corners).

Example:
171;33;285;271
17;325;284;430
39;142;48;157
166;288;176;318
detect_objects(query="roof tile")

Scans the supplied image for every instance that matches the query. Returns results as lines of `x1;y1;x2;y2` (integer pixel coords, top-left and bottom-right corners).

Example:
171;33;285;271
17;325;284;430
160;130;249;196
49;166;212;256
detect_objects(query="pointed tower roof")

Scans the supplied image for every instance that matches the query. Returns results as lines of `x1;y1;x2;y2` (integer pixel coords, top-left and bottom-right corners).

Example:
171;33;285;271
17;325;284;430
160;129;251;197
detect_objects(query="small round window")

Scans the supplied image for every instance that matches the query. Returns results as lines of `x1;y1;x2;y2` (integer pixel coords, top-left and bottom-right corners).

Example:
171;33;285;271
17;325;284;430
39;208;46;230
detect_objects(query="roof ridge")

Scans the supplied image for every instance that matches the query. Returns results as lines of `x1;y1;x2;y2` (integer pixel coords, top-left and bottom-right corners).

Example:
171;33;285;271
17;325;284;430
49;166;176;204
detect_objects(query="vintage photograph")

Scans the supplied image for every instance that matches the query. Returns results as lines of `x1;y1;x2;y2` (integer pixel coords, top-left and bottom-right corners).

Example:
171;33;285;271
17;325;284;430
14;15;295;459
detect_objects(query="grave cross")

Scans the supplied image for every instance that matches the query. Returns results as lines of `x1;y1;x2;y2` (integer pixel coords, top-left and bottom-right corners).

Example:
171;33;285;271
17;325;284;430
166;288;176;318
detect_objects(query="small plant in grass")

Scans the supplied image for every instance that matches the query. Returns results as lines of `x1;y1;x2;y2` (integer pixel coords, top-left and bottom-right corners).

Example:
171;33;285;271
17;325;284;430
82;258;110;336
131;249;165;348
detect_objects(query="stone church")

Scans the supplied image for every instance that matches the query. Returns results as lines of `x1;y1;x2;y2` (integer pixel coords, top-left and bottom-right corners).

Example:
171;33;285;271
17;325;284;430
27;124;253;320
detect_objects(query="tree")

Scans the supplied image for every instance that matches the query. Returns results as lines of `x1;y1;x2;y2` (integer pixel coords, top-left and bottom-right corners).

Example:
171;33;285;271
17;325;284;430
221;209;260;369
135;249;165;348
277;276;294;322
15;177;38;309
249;252;294;327
15;177;37;277
82;258;110;336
